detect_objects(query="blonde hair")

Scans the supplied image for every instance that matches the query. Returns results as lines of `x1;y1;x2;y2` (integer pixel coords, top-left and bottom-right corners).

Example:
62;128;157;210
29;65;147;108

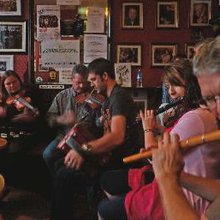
193;36;220;76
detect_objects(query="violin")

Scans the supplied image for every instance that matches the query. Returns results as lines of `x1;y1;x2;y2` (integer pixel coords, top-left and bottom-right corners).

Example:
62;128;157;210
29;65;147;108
6;92;39;116
75;91;106;110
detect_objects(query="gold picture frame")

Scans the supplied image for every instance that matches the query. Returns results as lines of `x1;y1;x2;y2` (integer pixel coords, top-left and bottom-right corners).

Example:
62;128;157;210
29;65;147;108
116;44;142;66
0;21;27;53
151;43;177;67
157;1;178;28
190;0;211;27
122;2;143;29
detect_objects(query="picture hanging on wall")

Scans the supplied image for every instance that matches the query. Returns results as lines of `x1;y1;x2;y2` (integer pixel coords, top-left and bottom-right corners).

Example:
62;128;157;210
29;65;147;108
0;0;22;16
116;44;142;66
185;43;195;61
122;2;143;29
157;1;179;28
190;0;211;27
0;21;26;53
151;43;177;67
0;55;14;74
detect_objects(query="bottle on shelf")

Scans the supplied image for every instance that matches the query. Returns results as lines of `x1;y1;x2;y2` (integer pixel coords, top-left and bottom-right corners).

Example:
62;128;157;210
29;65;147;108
136;69;143;88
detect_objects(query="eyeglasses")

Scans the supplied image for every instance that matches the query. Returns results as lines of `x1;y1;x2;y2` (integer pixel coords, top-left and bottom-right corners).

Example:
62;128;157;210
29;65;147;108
203;95;220;105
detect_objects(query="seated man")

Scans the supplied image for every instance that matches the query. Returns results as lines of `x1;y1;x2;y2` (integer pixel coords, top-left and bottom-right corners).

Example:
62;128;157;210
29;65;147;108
43;64;102;176
50;58;140;220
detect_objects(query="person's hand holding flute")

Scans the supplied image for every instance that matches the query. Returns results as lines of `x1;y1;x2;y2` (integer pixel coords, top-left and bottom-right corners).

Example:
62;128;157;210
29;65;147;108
123;129;220;163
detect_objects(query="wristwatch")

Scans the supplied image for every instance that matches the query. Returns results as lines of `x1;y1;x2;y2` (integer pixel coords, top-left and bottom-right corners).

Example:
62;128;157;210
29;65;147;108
81;143;93;153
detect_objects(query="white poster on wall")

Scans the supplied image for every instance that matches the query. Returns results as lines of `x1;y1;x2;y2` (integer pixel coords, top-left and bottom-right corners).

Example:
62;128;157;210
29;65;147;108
56;67;73;84
83;34;107;64
87;7;105;33
37;5;61;41
41;40;80;68
114;63;132;87
56;0;81;5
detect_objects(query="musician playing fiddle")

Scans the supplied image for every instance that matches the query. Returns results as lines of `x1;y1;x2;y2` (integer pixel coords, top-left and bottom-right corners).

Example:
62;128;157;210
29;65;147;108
0;70;39;120
49;58;140;220
43;64;103;176
0;70;41;145
97;58;220;220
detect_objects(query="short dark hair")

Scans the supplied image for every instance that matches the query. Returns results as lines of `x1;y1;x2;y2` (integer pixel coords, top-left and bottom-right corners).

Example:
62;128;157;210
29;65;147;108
88;58;115;79
72;64;88;78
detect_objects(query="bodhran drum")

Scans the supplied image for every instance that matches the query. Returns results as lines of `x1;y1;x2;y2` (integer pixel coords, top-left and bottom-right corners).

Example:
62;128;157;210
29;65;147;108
0;174;5;198
0;138;7;150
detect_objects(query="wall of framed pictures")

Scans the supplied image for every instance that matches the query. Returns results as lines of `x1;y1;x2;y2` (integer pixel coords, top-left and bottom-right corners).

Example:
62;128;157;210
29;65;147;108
2;0;219;90
0;0;30;80
111;0;219;87
32;0;109;87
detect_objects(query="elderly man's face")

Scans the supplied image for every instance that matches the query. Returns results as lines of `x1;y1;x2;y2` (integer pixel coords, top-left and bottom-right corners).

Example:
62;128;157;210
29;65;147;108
198;73;220;119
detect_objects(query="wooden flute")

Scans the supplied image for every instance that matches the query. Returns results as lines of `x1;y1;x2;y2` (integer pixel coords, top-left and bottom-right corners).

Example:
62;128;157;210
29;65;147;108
123;129;220;164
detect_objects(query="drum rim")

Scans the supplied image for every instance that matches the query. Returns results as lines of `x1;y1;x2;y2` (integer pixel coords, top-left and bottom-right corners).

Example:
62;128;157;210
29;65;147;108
0;138;7;149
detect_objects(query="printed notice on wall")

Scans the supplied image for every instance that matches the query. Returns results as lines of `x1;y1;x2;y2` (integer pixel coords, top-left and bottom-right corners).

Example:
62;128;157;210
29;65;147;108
56;68;73;84
56;0;81;5
87;7;105;33
37;5;60;41
41;39;80;68
83;34;107;64
114;63;132;87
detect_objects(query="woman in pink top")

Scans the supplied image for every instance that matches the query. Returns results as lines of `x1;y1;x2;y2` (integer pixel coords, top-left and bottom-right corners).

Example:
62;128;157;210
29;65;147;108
97;59;220;220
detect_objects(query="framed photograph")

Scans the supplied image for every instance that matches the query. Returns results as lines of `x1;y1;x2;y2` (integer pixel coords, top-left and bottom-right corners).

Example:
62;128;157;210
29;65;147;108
122;2;143;29
0;0;22;16
157;1;178;28
185;44;195;61
0;21;26;53
116;44;142;66
151;44;177;67
190;0;211;26
0;55;14;74
133;98;147;112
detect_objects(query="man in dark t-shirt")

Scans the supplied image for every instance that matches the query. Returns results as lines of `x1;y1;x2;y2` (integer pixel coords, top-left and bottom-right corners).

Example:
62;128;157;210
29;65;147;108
51;58;140;220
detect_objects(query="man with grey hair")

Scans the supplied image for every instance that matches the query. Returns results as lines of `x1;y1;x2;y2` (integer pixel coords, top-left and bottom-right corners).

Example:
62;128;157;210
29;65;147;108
43;64;101;176
193;36;220;120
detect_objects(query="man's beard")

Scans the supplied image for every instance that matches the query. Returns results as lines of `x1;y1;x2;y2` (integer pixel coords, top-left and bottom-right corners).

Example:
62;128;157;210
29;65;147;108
98;85;107;97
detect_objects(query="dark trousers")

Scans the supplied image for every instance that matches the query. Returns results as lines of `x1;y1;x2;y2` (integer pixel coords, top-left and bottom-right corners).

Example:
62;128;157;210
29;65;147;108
51;160;100;220
98;169;130;220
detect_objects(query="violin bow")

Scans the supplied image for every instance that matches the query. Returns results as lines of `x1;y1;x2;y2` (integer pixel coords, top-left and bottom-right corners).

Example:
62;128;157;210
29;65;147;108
15;96;38;115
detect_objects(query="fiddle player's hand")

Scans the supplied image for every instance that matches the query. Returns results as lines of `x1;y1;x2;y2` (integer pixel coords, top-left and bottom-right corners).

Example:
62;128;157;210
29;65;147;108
152;132;184;180
11;108;37;122
64;149;85;170
140;109;157;131
57;111;76;126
